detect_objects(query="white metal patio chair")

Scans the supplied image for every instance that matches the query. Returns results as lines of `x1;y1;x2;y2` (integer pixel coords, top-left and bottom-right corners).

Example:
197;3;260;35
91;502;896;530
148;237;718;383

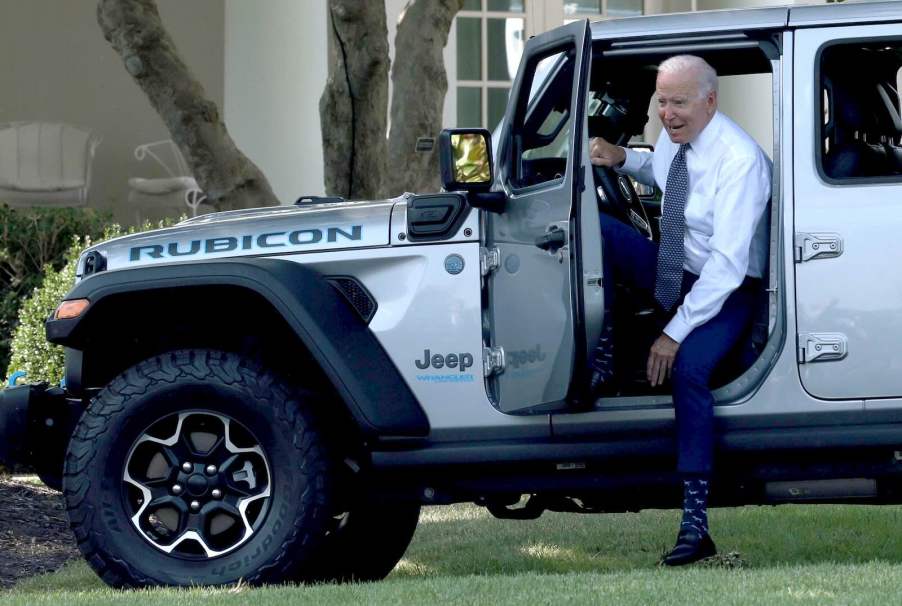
0;122;101;207
128;139;209;221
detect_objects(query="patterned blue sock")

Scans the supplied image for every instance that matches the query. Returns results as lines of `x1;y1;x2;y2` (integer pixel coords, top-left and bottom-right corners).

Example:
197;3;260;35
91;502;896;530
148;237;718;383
680;477;709;535
589;319;615;381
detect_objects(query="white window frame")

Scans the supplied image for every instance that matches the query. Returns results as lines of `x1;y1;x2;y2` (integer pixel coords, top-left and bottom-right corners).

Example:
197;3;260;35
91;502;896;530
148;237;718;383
450;0;707;129
455;3;529;129
561;0;651;24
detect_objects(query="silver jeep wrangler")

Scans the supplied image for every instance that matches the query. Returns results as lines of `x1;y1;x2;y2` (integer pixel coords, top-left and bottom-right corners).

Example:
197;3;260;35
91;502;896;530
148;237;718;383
2;0;902;588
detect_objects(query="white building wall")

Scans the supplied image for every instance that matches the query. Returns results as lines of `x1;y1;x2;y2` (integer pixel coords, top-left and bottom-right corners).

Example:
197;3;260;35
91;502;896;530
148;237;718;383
224;0;328;204
0;0;224;223
223;0;830;201
224;0;441;204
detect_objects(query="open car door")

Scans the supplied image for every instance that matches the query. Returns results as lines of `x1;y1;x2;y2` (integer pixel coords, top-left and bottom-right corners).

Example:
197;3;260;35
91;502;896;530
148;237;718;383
487;19;595;413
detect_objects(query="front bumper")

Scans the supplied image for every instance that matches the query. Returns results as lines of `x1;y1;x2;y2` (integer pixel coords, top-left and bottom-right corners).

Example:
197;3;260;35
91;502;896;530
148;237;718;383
0;383;82;489
0;384;34;467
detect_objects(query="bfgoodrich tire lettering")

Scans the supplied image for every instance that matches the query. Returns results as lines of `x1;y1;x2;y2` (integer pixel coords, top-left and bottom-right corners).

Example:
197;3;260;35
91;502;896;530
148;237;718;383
63;349;333;587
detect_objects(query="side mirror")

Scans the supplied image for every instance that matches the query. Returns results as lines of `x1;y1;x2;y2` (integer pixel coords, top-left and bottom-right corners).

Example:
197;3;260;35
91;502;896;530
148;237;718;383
439;128;505;213
439;128;494;191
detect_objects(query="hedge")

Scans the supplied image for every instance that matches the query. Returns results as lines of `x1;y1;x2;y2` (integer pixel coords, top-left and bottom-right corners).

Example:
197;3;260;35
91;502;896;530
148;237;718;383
0;206;110;373
4;218;180;386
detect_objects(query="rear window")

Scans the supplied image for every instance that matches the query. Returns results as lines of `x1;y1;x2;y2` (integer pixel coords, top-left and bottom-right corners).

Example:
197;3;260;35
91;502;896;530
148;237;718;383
819;40;902;183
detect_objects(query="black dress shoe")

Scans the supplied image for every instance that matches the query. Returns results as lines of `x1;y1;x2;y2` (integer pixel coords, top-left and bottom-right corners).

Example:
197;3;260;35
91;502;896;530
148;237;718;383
661;527;717;566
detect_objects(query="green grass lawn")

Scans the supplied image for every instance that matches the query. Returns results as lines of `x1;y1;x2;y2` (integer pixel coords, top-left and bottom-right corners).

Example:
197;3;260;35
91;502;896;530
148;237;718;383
6;503;902;605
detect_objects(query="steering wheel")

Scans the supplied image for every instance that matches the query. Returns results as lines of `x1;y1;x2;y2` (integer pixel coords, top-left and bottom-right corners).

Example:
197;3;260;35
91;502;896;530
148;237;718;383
592;164;654;240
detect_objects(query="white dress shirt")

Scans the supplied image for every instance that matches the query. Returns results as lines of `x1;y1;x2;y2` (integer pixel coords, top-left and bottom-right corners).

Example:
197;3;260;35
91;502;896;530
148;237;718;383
618;111;772;343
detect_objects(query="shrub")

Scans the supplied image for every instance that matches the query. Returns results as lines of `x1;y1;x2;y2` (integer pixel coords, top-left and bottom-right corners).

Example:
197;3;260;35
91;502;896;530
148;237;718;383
5;240;83;384
0;206;110;372
5;218;181;386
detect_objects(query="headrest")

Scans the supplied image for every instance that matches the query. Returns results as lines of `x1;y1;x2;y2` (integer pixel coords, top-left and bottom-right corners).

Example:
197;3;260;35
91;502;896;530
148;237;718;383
876;83;902;135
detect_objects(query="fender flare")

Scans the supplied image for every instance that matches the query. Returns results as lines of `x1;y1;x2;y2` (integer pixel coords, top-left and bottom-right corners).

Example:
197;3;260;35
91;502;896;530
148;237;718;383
46;258;429;437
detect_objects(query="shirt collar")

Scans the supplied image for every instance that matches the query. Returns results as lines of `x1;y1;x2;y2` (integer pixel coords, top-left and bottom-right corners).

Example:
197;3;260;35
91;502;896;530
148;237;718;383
687;110;723;157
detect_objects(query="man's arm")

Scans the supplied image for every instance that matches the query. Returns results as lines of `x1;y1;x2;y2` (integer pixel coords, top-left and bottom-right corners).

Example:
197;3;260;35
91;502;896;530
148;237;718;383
589;137;655;186
662;153;772;344
618;147;656;187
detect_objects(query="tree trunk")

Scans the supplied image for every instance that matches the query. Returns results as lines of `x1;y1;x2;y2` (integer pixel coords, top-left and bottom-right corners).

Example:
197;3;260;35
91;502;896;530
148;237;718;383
321;0;390;200
386;0;464;197
97;0;278;211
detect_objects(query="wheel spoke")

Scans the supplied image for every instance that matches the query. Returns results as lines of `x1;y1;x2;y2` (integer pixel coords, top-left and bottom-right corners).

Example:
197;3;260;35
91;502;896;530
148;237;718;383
158;446;182;471
157;529;222;559
146;494;186;511
203;435;228;462
178;428;200;458
224;419;267;457
142;480;176;499
204;437;239;477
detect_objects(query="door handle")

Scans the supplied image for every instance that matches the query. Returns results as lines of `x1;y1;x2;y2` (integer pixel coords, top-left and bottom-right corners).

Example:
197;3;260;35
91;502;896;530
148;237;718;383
535;226;566;252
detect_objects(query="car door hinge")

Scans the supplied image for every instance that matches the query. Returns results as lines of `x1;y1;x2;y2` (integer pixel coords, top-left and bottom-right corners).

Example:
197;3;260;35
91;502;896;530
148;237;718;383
794;233;843;263
483;346;505;377
797;332;848;364
480;247;501;276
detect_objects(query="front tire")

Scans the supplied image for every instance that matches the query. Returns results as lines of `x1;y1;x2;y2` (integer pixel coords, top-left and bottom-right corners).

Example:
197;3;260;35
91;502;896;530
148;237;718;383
63;349;333;587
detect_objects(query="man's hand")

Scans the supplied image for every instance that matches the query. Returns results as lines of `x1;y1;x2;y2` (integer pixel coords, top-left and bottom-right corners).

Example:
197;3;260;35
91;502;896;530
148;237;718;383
647;333;680;387
589;136;626;168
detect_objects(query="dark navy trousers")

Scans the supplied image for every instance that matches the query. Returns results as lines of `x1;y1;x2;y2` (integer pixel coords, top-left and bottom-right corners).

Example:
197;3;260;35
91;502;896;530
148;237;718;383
599;212;758;475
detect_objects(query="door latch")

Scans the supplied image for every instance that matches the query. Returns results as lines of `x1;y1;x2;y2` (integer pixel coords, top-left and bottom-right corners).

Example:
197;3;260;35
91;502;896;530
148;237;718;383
483;346;505;377
797;332;848;364
534;226;567;253
794;233;843;263
480;247;501;276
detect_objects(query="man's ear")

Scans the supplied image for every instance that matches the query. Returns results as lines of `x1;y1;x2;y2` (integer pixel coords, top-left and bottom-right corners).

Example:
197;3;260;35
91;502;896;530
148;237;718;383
706;90;718;115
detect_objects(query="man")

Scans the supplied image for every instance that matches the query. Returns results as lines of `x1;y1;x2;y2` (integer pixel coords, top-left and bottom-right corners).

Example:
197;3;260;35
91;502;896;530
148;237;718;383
589;55;771;566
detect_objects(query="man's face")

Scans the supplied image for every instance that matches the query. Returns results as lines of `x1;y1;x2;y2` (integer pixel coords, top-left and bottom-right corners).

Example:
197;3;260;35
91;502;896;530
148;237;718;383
655;69;717;144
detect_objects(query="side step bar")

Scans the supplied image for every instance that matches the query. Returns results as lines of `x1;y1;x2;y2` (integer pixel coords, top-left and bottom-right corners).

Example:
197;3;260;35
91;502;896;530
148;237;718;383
764;478;878;503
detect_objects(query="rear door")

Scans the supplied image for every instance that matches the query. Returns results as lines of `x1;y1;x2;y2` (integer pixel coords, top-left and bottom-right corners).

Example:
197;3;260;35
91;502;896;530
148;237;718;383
487;20;592;413
794;24;902;399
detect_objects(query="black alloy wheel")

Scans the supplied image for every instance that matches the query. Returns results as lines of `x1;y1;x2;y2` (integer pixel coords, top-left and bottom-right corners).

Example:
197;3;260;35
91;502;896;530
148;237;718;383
122;410;272;558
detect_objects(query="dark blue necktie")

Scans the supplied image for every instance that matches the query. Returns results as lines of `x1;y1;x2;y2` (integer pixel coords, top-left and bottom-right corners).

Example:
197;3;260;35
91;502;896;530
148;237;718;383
655;143;690;312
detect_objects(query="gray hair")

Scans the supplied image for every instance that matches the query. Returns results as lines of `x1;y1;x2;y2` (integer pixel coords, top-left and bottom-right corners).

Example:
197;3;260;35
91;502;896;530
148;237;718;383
658;55;718;97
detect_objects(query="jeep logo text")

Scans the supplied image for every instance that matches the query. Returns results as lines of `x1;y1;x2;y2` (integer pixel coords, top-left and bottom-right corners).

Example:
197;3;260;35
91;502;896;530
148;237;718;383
415;349;474;373
508;344;547;369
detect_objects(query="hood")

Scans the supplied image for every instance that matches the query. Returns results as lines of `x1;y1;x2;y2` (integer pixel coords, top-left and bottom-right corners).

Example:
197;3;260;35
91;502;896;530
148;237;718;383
78;197;399;277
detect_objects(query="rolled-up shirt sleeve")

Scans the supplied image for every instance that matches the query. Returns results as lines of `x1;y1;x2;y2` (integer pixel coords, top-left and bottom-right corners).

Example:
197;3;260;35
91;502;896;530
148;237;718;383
663;153;771;343
617;147;656;187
